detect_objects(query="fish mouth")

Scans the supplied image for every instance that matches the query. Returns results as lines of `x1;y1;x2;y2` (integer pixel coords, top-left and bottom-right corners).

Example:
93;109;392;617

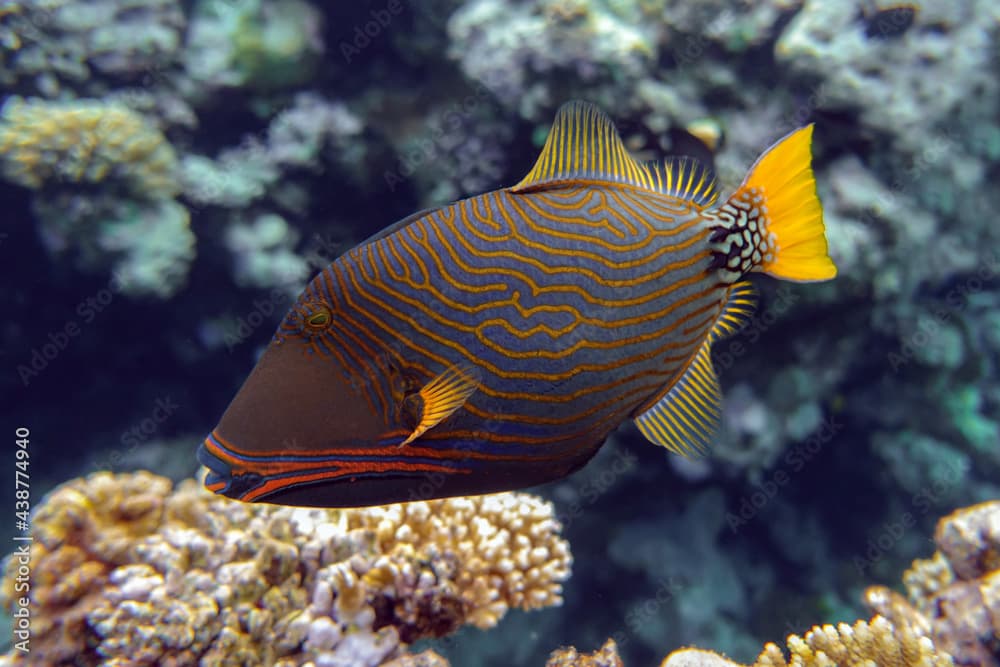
197;431;265;499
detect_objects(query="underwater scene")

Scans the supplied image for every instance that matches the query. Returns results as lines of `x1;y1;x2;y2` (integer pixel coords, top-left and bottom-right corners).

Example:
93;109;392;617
3;0;1000;665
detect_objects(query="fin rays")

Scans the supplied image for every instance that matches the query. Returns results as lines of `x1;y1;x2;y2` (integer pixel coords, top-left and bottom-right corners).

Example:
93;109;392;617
400;363;481;446
710;282;757;342
644;157;719;206
634;341;721;457
512;100;719;205
735;124;837;282
634;283;757;457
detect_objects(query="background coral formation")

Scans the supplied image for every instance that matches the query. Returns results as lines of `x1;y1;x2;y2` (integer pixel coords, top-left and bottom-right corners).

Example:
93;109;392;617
865;500;1000;667
0;97;178;195
548;501;1000;667
0;472;570;665
3;0;999;665
658;616;954;667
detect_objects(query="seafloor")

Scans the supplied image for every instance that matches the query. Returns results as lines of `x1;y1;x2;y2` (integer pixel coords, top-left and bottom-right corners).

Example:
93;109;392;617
1;1;998;666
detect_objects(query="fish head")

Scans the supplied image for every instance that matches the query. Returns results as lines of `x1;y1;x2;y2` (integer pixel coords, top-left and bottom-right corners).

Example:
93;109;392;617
198;294;419;507
198;291;546;507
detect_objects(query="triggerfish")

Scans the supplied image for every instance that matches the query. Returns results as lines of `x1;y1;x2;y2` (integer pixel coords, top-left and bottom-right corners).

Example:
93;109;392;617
199;101;836;507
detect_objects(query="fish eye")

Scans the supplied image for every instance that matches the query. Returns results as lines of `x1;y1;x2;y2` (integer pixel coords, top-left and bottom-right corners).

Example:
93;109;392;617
295;301;333;334
306;309;331;329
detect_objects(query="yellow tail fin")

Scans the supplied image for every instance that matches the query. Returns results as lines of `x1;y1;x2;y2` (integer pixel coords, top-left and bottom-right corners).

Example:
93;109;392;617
730;124;836;282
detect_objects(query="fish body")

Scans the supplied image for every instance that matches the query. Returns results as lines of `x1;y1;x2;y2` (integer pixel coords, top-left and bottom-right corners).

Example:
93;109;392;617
199;101;836;507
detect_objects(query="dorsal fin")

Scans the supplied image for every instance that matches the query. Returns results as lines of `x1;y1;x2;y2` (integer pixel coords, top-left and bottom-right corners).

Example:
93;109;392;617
511;100;647;192
511;100;719;205
709;281;757;342
643;156;719;206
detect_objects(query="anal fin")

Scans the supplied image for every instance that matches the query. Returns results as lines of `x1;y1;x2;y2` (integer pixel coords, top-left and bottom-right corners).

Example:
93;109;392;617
634;340;721;457
634;283;757;456
400;363;480;446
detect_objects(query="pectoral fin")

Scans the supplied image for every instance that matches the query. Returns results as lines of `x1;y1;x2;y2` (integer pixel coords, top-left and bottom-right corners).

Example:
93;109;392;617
399;363;481;446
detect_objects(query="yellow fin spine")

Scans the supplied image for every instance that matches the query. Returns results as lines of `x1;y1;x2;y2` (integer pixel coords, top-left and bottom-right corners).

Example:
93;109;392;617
709;282;758;342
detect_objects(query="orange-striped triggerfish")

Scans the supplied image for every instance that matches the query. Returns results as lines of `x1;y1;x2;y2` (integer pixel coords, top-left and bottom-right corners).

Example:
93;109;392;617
199;101;836;507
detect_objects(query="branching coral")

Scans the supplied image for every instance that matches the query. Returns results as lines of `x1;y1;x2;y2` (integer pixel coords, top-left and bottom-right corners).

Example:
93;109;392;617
546;638;623;667
0;96;196;297
447;0;658;120
547;500;1000;667
0;0;185;98
0;96;178;197
31;192;195;298
0;471;571;666
655;617;953;667
546;617;952;667
357;492;572;630
866;500;1000;667
184;0;324;93
750;616;952;667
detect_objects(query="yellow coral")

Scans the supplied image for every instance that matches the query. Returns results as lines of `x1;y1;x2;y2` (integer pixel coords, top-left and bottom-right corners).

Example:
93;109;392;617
0;471;571;665
866;500;1000;667
566;503;1000;667
751;616;951;667
658;617;952;667
932;501;1000;581
902;552;954;609
547;638;623;667
352;493;573;629
0;471;171;664
0;96;178;197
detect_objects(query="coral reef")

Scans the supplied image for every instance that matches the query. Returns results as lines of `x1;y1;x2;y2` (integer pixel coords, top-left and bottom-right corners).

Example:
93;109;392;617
865;500;1000;667
533;502;1000;667
184;0;324;94
657;616;953;667
0;97;178;196
747;616;952;667
32;193;195;298
223;212;309;290
0;0;185;99
607;487;770;659
542;616;955;667
547;638;623;667
0;96;194;297
0;471;570;665
178;91;362;210
448;0;658;120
